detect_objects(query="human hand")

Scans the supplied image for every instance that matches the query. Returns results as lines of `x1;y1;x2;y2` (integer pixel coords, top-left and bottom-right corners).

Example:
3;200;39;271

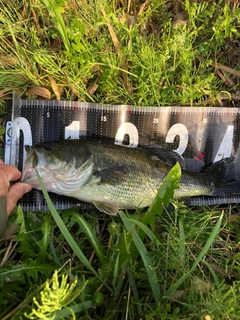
0;160;32;215
0;160;32;237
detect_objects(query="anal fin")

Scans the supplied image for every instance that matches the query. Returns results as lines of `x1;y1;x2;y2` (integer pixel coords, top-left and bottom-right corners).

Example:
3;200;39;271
92;200;119;215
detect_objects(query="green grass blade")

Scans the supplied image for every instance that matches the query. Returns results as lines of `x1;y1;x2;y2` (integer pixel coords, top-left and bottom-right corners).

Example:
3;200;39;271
54;301;94;319
0;264;55;283
36;169;113;293
178;220;186;269
37;214;52;263
202;260;221;290
113;268;126;302
41;0;71;51
49;227;63;267
164;212;223;297
125;262;140;305
118;210;161;304
70;213;107;266
113;252;120;289
127;218;160;247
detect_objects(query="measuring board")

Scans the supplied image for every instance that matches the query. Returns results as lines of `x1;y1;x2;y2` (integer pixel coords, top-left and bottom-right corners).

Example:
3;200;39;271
4;94;240;211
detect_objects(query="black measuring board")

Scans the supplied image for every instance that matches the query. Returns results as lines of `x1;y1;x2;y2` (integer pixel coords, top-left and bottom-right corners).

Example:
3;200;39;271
5;98;240;211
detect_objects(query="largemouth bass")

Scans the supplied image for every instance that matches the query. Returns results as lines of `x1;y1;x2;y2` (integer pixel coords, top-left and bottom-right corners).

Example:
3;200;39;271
21;139;238;215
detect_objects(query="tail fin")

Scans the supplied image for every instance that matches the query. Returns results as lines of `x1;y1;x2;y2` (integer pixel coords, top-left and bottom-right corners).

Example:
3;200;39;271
205;157;240;197
212;181;240;198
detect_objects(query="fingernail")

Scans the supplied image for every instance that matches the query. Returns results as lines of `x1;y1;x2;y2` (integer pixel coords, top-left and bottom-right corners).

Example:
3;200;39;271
25;184;32;193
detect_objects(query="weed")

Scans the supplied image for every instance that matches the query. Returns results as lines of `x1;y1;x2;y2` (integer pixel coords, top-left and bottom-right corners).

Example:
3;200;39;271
0;0;239;103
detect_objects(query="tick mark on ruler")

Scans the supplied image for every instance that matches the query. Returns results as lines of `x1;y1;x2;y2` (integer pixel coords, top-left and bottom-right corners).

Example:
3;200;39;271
74;101;77;114
128;105;131;117
179;107;182;117
195;152;204;162
226;108;229;118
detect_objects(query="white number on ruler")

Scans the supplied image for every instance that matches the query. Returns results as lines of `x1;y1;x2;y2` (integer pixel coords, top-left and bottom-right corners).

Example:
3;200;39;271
214;125;234;162
115;122;139;147
101;115;107;122
8;118;235;165
65;121;80;139
165;123;188;156
153;118;159;124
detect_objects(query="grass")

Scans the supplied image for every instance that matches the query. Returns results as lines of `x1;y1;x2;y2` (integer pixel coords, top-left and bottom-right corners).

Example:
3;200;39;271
0;0;239;104
0;0;240;319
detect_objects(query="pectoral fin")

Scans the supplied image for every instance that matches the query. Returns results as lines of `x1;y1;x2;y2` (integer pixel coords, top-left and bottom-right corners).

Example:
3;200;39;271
92;200;119;215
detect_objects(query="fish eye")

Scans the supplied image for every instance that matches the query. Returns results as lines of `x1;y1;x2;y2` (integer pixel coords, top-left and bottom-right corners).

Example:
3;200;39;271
44;143;53;151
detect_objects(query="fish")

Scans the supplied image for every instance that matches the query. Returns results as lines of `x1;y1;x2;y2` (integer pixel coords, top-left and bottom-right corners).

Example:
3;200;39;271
21;139;239;215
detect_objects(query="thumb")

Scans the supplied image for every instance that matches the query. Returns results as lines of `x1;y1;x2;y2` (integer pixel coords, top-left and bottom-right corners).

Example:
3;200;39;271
6;183;32;215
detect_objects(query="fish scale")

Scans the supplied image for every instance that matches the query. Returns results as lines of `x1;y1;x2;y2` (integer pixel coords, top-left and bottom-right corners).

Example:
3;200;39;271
5;93;240;211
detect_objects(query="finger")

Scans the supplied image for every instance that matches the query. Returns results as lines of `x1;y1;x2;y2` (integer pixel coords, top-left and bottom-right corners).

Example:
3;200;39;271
0;164;22;182
6;182;32;215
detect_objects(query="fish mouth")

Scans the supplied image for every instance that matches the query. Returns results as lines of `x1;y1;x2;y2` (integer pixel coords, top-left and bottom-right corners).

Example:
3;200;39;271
21;146;36;181
21;146;52;188
21;166;37;181
21;165;56;189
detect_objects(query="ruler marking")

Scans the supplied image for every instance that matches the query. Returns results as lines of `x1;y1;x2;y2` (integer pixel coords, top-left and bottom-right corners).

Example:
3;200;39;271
73;101;77;114
128;105;131;117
